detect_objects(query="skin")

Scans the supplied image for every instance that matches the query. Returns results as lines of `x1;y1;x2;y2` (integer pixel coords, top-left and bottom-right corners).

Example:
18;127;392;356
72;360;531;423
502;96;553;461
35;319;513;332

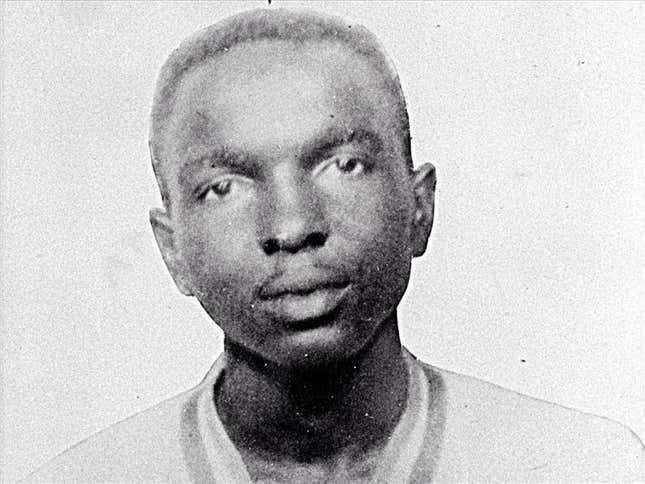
150;39;436;481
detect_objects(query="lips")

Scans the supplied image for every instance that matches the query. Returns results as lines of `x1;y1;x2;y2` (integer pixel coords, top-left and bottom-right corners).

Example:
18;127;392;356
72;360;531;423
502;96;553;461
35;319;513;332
259;273;350;298
257;271;351;324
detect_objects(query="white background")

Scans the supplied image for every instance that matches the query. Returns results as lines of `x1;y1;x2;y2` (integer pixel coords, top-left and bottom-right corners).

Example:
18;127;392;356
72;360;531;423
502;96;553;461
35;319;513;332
2;1;643;481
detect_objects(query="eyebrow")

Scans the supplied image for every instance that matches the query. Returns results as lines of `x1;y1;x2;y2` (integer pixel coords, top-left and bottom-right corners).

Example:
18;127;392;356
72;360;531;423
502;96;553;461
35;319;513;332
302;126;384;161
180;146;259;185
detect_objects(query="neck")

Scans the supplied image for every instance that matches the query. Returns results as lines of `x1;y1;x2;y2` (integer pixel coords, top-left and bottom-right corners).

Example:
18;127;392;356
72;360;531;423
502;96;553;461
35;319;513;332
215;313;408;463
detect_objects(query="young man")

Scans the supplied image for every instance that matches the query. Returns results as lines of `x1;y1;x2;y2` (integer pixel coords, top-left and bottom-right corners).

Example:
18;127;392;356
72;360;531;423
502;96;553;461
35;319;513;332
26;8;642;483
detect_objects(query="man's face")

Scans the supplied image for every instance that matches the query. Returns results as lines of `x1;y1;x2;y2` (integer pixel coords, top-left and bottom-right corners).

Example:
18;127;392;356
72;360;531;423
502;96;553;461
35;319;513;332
153;40;433;367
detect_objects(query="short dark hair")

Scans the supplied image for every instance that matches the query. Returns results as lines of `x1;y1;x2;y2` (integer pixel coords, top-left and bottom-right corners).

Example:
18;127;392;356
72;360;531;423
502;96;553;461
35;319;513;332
149;8;412;209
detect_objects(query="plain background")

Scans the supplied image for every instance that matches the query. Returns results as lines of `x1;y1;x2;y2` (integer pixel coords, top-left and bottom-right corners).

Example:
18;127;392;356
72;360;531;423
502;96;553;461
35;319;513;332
1;1;643;481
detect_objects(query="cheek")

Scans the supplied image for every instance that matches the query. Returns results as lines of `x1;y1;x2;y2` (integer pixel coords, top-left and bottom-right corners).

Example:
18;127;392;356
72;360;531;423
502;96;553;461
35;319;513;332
336;175;414;284
176;208;259;289
332;175;413;250
176;209;265;333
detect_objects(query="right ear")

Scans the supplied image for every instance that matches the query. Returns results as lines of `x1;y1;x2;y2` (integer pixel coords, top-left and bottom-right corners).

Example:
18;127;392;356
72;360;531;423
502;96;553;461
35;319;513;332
149;208;193;296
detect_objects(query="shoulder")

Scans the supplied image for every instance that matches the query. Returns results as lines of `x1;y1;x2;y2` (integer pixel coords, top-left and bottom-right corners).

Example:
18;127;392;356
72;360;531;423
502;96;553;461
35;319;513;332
21;389;197;483
417;361;643;482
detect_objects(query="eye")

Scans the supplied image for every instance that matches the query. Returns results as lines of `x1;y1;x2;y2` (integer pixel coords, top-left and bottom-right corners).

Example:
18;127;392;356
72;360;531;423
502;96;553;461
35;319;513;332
202;179;233;201
332;155;366;176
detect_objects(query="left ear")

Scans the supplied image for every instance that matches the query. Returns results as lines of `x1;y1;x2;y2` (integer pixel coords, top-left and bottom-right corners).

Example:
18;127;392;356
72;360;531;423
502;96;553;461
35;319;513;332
410;163;436;257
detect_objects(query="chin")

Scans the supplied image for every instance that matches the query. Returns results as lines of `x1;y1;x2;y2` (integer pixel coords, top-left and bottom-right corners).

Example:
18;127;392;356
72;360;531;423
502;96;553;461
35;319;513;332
268;322;379;370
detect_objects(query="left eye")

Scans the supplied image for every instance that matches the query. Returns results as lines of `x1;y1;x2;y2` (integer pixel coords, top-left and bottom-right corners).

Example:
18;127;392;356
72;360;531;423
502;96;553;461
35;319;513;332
333;156;365;175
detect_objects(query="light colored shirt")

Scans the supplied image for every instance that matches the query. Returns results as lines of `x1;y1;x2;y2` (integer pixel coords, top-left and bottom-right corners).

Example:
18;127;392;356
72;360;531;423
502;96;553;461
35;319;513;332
24;350;643;483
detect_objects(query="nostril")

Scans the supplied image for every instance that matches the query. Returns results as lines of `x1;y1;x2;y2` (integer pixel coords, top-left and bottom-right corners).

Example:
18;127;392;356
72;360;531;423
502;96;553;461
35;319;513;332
261;231;327;255
306;232;326;249
262;239;281;255
283;232;326;254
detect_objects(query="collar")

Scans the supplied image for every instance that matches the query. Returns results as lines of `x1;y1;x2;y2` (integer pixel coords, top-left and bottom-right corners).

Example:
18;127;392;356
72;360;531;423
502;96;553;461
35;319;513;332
181;348;430;483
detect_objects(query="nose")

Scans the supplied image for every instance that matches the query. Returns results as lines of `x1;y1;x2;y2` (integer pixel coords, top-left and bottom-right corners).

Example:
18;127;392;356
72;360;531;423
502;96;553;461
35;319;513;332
260;169;328;256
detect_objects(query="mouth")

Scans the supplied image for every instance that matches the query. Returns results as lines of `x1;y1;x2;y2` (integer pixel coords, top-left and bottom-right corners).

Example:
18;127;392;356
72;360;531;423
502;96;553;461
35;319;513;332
257;275;351;325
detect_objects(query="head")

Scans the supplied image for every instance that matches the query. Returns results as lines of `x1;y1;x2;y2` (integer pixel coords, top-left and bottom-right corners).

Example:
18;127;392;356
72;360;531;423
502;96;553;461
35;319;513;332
149;8;436;368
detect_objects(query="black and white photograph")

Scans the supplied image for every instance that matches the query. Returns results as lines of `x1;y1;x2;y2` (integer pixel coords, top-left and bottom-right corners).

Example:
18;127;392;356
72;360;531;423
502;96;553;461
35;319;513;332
2;2;643;482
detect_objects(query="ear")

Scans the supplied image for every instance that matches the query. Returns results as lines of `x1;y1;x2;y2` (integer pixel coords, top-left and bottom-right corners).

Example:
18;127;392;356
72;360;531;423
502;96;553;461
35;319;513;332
410;163;436;257
149;208;193;296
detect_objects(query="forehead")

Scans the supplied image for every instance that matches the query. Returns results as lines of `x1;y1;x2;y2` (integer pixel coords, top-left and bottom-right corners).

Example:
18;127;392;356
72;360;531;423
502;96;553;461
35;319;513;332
163;39;400;176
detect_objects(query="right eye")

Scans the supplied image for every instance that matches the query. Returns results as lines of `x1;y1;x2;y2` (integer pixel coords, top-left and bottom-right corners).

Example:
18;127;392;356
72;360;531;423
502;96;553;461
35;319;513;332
201;179;234;201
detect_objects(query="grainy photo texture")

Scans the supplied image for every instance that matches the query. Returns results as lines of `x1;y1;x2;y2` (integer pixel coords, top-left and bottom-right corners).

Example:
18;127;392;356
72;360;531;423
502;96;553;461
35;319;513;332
3;2;643;483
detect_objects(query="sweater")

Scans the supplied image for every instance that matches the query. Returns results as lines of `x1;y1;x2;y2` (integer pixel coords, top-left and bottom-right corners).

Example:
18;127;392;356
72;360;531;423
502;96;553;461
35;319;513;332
24;349;643;483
